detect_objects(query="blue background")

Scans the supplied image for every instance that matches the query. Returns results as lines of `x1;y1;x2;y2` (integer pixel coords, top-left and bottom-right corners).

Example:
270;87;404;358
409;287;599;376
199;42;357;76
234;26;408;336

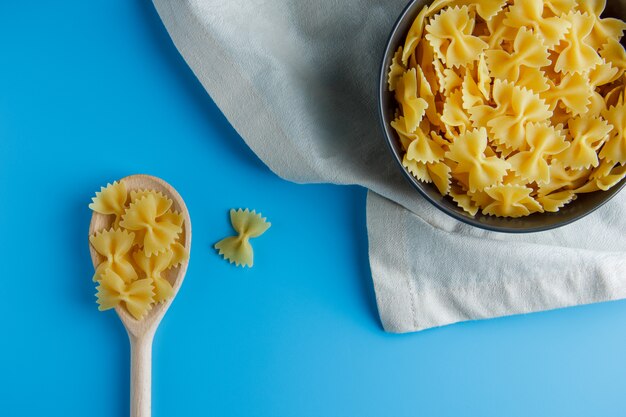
1;1;626;416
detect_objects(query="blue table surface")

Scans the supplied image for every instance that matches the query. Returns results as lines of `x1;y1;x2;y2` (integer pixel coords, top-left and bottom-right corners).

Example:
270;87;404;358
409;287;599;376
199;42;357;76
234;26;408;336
2;1;626;416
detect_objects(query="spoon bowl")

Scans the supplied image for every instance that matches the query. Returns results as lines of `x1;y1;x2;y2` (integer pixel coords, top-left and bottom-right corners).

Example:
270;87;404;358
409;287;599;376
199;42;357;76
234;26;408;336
89;174;191;417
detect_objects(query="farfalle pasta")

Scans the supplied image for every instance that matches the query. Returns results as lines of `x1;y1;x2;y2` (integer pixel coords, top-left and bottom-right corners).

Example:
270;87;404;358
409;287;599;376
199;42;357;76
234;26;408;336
215;209;271;268
89;181;189;319
388;0;626;218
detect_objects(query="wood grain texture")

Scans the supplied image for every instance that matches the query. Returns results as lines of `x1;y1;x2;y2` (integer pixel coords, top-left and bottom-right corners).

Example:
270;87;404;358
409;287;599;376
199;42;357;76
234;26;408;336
88;174;192;417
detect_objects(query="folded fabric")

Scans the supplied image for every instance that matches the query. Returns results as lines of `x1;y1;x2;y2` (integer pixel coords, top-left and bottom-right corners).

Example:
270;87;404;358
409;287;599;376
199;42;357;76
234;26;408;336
152;0;626;332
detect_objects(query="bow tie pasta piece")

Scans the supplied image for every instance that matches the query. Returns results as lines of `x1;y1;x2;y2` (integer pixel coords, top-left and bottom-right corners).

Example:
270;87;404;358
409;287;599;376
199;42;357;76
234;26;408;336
428;161;452;195
450;188;480;216
132;250;174;303
540;73;594;116
483;184;543;217
415;66;442;127
388;47;405;92
392;117;446;163
504;0;571;48
168;241;189;270
555;12;603;74
576;0;626;50
537;190;577;213
508;123;570;184
588;61;620;113
445;128;511;192
402;6;429;65
120;193;183;256
539;160;592;195
90;228;138;283
600;100;626;164
395;68;429;132
486;80;553;150
557;116;613;169
406;129;446;164
425;6;489;68
96;268;154;320
600;38;626;79
403;156;451;195
130;190;173;216
441;89;473;133
575;160;626;193
89;181;128;225
485;28;551;83
594;162;626;191
215;209;271;268
403;155;432;183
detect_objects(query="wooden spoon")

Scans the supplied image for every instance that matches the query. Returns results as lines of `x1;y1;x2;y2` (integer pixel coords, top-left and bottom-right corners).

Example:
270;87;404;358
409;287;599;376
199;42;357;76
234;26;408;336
88;174;192;417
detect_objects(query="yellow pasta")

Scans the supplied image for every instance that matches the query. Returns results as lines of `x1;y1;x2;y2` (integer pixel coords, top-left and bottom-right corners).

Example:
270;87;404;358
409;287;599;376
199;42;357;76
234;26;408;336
90;228;137;283
388;47;405;91
89;181;127;225
558;116;613;169
504;0;571;48
576;0;626;50
132;250;174;303
395;68;429;132
215;209;271;268
485;28;550;82
425;6;489;68
541;73;594;116
120;193;182;256
554;12;602;74
483;184;542;218
507;123;570;184
388;0;626;217
96;268;154;320
600;99;626;164
446;128;511;192
89;181;189;319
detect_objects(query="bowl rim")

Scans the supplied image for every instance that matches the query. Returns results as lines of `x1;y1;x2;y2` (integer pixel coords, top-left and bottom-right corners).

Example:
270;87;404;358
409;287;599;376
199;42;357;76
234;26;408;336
378;0;626;234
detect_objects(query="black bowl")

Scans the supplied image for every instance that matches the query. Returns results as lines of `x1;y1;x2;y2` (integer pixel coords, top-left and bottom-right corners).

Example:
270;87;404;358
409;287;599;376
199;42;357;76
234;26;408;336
378;0;626;233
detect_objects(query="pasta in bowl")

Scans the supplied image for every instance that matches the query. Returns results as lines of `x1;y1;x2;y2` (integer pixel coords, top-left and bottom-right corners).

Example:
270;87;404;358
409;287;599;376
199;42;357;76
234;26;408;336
379;0;626;232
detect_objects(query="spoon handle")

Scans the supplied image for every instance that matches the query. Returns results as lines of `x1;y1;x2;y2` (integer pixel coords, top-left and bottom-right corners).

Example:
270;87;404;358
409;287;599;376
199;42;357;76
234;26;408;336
130;332;154;417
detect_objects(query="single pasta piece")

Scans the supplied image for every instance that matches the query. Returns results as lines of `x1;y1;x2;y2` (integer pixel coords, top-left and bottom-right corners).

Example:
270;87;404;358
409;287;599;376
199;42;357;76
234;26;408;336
507;123;570;184
133;250;175;303
576;0;626;50
483;184;543;218
215;209;271;268
89;181;128;225
425;6;489;68
90;228;137;283
96;268;154;320
120;193;182;256
504;0;571;48
557;116;613;169
445;128;511;192
554;12;602;74
600;99;626;164
485;28;550;82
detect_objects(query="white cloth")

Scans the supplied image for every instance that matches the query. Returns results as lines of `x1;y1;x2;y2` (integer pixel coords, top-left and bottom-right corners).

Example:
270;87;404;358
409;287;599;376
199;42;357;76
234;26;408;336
152;0;626;332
